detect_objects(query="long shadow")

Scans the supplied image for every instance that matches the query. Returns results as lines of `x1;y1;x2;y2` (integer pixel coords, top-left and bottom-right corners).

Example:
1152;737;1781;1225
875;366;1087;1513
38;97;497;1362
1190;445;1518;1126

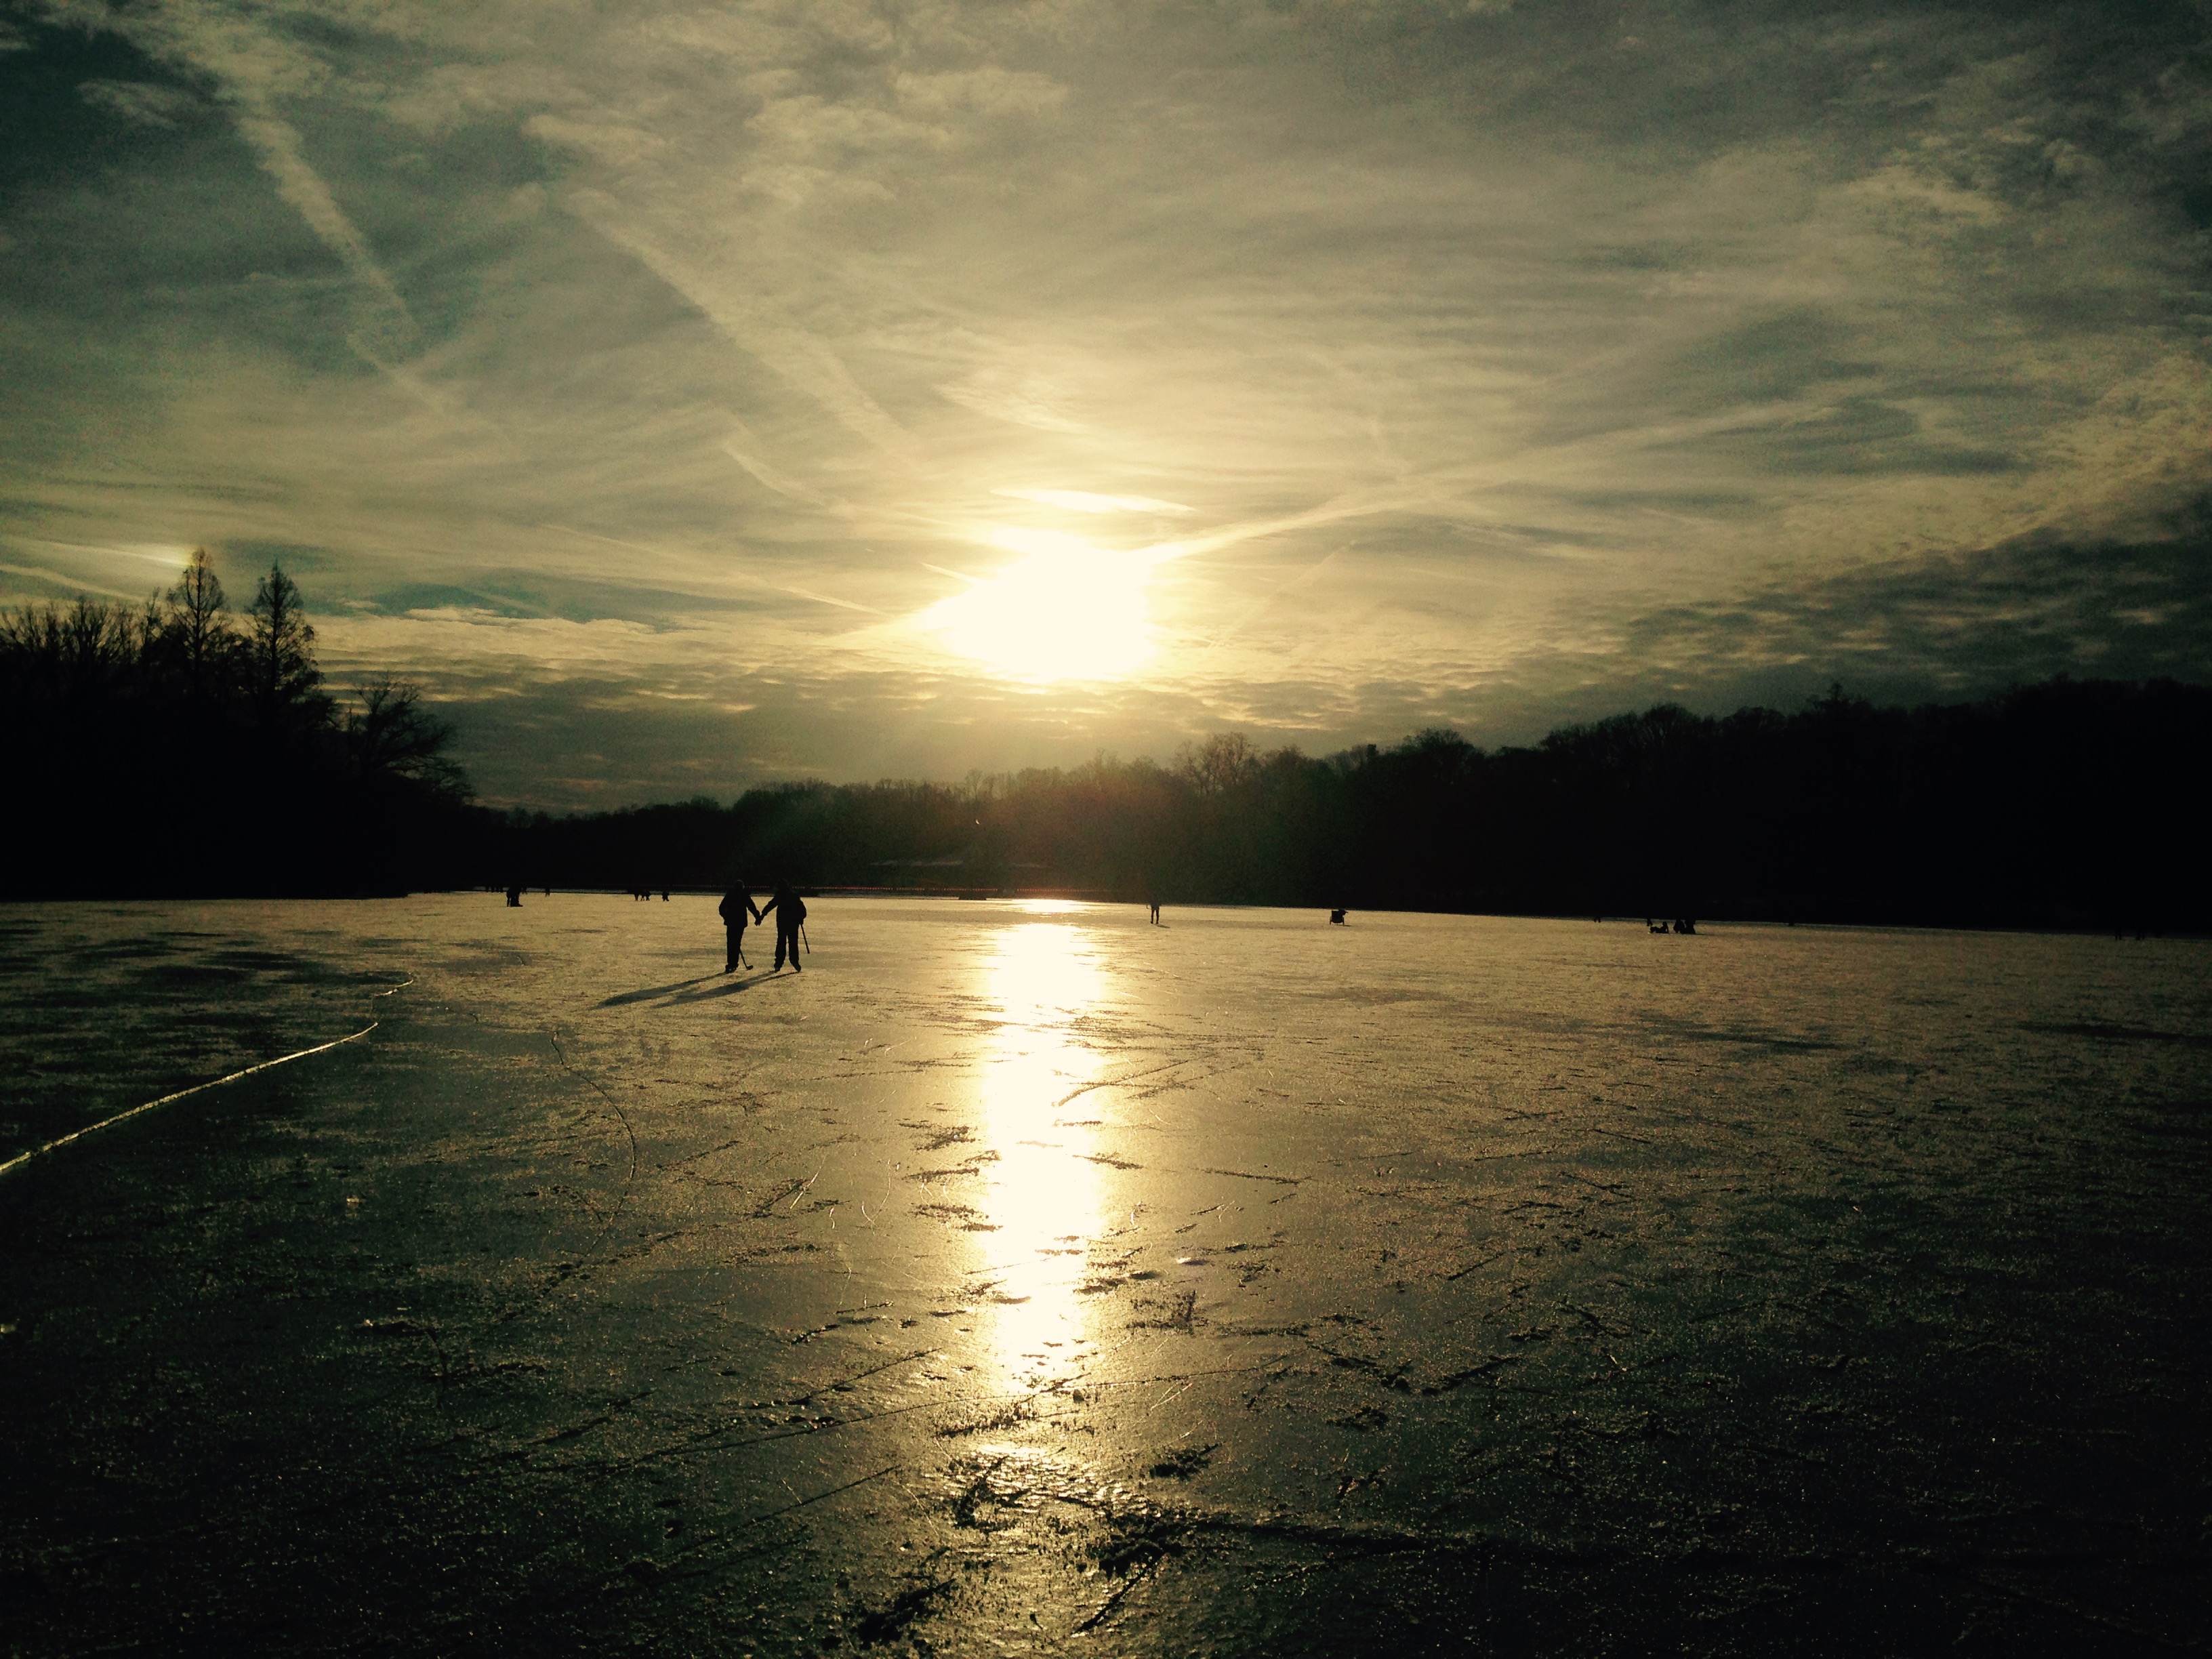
668;968;806;1005
597;975;716;1008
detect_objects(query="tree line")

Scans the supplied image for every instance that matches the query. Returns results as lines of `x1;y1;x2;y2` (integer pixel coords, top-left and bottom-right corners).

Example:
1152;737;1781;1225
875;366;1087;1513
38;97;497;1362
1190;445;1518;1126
498;676;2211;932
10;553;2202;924
5;553;475;897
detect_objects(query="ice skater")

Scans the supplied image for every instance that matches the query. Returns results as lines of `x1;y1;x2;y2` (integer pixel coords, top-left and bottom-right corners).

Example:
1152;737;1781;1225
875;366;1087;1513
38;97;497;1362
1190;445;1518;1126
1148;893;1162;924
720;881;762;972
759;880;807;972
1329;907;1347;924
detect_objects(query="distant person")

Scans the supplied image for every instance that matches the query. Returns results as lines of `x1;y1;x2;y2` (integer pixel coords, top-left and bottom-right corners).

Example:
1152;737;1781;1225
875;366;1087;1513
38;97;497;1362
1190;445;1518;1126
759;880;807;972
1330;907;1347;924
661;890;670;901
1148;895;1162;924
720;882;762;974
506;884;523;907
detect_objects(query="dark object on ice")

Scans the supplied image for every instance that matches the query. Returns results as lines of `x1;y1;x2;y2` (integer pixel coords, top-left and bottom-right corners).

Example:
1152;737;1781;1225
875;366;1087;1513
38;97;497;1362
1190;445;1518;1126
760;882;807;972
1330;907;1348;924
1676;917;1698;935
1648;918;1668;933
1149;895;1162;924
720;883;762;973
505;884;522;907
1148;1442;1218;1479
661;890;670;901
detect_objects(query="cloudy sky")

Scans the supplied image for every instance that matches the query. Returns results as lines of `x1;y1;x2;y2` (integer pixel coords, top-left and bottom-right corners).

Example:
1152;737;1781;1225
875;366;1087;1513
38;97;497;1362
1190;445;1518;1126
5;0;2208;806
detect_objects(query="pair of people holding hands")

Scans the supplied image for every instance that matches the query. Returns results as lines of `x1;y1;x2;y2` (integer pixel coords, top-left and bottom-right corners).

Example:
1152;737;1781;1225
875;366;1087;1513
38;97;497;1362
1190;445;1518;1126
720;880;806;973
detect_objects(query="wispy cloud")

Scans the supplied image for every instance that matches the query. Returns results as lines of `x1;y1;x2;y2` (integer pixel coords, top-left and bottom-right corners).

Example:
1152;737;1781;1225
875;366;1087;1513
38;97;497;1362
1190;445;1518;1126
3;0;2207;802
58;1;423;365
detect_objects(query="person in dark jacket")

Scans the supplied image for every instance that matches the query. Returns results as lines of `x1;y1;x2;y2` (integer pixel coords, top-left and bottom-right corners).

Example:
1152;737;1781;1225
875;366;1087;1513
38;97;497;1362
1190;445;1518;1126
720;882;762;972
758;881;807;972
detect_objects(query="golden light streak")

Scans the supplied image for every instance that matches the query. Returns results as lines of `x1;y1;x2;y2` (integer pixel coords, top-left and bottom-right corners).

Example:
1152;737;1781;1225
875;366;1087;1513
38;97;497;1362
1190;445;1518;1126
972;914;1107;1389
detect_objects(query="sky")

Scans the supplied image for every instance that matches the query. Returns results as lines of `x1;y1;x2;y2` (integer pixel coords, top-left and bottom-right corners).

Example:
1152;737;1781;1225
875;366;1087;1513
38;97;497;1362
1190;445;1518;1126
4;0;2209;808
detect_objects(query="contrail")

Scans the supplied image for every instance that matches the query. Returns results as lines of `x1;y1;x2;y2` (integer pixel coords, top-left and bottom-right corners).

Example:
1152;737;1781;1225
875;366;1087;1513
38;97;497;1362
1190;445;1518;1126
96;3;420;370
1208;549;1343;648
576;200;917;465
0;562;144;602
228;103;421;365
537;523;884;615
722;440;831;506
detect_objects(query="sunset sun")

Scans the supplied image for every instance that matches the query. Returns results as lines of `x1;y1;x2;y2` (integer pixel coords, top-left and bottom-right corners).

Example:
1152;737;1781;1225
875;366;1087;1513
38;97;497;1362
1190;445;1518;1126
923;526;1162;682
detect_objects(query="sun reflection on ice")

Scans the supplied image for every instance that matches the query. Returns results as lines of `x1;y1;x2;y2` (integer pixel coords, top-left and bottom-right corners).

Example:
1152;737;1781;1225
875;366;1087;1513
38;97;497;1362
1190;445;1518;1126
973;913;1108;1388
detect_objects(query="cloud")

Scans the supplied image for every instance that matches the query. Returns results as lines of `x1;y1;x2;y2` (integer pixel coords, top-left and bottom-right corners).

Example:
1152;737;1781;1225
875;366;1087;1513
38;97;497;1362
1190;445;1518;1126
0;561;145;600
994;489;1192;514
937;368;1089;432
30;2;423;366
227;104;421;362
2;0;2207;804
1605;512;2212;701
523;113;667;169
894;67;1067;120
77;77;200;127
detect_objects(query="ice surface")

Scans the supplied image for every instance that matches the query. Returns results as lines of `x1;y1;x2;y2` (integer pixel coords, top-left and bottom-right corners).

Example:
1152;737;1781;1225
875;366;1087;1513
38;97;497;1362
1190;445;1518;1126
3;895;2209;1654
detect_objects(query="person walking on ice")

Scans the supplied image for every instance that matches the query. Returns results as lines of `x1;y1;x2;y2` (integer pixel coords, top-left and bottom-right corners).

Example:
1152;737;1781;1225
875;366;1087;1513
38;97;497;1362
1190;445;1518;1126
719;880;762;973
758;880;807;972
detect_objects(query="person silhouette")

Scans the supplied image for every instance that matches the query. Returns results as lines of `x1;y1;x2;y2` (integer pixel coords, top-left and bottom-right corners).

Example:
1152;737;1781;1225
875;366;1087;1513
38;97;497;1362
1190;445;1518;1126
758;880;807;972
720;881;762;972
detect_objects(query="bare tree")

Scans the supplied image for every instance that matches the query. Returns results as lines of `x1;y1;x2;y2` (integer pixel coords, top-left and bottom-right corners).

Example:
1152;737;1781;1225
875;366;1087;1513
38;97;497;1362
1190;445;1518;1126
164;548;234;692
1;598;149;705
1176;731;1259;796
247;561;324;724
344;677;467;798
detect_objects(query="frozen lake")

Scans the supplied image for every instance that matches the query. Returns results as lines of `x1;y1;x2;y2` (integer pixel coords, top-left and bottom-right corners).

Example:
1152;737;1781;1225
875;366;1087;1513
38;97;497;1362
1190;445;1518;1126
3;895;2209;1654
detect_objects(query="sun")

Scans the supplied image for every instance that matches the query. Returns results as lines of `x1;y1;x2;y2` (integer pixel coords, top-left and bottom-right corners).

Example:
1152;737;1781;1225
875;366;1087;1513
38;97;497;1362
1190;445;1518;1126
922;526;1162;682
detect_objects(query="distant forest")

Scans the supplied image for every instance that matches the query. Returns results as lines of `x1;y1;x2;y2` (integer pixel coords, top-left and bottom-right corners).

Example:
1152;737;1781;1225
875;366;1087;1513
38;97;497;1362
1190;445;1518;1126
5;554;474;897
9;565;2207;927
506;677;2209;932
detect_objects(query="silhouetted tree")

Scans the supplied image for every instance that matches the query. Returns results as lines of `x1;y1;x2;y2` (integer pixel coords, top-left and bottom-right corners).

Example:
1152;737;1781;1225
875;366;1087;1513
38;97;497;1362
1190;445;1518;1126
344;678;464;796
247;561;325;731
164;547;237;697
0;558;480;898
493;678;2212;930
